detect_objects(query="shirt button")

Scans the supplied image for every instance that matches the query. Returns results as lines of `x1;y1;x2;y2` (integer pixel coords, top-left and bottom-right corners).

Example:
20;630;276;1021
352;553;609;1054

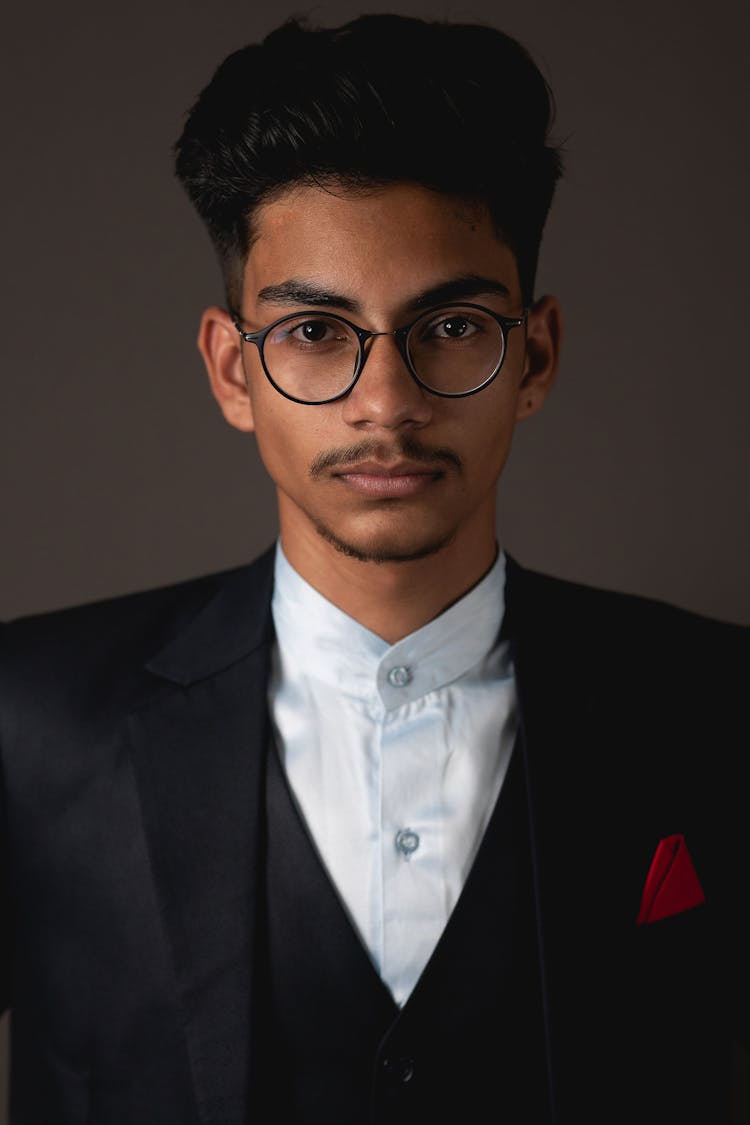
387;665;412;687
395;828;420;858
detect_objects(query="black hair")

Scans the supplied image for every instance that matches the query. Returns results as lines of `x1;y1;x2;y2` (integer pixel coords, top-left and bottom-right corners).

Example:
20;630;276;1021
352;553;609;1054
174;13;563;308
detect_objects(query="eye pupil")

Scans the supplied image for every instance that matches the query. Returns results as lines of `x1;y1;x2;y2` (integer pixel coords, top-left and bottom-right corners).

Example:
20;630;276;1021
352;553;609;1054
443;318;467;337
302;321;327;341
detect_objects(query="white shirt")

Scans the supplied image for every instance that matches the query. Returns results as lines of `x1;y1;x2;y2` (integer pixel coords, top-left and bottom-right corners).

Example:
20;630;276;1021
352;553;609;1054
269;543;519;1006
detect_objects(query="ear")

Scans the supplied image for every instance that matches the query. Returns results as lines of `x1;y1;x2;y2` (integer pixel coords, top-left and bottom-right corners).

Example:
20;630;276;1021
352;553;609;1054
197;305;256;433
515;294;563;421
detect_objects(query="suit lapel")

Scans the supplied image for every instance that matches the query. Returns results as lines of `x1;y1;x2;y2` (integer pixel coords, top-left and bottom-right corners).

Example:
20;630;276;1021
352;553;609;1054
128;550;275;1125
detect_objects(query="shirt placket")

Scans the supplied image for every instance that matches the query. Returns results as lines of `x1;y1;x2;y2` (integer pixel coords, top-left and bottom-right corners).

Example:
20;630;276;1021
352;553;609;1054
380;693;447;1006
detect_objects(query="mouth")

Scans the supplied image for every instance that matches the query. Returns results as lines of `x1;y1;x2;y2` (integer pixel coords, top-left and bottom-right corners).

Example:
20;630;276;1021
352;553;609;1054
333;460;444;498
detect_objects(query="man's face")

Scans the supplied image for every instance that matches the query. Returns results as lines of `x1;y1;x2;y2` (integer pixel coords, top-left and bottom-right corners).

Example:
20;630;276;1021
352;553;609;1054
204;181;559;566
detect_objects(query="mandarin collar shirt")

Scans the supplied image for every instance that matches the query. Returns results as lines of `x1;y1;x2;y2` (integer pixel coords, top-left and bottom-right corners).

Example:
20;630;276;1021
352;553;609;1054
269;543;519;1006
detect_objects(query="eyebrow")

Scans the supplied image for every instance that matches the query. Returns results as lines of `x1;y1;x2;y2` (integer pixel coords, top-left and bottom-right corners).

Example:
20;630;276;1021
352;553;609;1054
255;273;512;315
410;274;511;309
256;280;357;311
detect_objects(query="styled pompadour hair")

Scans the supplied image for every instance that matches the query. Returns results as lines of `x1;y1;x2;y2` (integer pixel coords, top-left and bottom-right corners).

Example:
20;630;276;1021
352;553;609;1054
174;14;563;308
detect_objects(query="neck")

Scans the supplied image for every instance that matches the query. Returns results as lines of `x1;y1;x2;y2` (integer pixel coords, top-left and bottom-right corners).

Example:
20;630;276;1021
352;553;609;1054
279;522;499;645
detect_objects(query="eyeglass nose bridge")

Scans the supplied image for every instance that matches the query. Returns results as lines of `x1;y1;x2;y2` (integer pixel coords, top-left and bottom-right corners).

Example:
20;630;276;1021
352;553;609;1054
350;323;420;389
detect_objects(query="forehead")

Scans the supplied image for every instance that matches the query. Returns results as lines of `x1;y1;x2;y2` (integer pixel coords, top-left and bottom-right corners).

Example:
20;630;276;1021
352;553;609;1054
243;182;520;309
251;180;488;236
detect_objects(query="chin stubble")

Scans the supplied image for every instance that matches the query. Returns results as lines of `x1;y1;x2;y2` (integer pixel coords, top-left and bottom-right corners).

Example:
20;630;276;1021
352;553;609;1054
311;519;456;564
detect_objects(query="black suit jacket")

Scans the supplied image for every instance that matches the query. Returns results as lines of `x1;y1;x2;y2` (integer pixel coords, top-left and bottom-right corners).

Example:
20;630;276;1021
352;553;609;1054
0;548;747;1123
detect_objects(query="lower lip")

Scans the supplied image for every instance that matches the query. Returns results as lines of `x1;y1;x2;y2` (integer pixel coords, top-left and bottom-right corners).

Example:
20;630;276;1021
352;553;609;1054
336;472;442;497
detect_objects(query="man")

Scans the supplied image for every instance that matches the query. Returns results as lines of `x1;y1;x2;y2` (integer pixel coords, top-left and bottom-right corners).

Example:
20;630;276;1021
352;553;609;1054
0;13;747;1124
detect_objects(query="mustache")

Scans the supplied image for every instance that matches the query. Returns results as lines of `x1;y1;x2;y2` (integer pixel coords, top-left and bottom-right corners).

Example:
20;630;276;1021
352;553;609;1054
309;438;463;478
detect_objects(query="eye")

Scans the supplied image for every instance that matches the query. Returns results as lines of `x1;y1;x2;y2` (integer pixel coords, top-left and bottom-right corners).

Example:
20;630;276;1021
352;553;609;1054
269;316;351;347
420;312;483;342
294;320;335;343
432;316;475;338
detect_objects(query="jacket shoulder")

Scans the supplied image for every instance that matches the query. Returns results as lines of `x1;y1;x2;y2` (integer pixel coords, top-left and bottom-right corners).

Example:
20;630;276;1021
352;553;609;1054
507;557;748;652
0;549;275;724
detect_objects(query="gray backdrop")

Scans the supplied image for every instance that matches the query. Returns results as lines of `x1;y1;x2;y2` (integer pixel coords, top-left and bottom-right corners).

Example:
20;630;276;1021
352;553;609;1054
2;0;749;1116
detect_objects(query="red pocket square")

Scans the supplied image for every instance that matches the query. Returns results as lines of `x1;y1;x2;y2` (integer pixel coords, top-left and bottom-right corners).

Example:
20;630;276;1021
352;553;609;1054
636;833;705;924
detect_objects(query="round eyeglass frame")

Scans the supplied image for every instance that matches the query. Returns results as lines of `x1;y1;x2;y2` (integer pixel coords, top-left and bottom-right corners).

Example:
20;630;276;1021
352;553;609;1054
231;302;528;405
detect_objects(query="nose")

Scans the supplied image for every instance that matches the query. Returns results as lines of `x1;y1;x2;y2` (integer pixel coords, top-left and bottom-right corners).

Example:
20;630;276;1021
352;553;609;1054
340;333;433;431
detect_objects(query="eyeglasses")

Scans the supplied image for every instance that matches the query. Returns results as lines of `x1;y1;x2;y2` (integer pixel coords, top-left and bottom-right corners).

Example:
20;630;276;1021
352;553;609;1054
231;302;527;405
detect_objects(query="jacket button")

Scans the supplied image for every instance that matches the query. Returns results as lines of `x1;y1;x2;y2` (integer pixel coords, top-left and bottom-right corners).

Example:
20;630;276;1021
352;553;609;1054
398;1058;414;1083
382;1056;415;1083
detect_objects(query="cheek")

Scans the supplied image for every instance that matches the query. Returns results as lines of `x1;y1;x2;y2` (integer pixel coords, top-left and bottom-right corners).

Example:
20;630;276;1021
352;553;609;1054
463;395;517;463
249;396;323;489
247;393;289;473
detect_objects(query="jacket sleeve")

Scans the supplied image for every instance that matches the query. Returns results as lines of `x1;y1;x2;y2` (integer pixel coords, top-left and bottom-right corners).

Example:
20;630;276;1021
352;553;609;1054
0;624;12;1017
722;621;750;1050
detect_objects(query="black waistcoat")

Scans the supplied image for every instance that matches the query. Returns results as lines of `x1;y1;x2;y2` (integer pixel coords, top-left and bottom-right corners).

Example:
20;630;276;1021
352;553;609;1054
259;737;552;1124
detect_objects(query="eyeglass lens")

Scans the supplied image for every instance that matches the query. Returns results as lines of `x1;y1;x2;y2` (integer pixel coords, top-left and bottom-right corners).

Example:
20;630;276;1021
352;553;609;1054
261;305;507;402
